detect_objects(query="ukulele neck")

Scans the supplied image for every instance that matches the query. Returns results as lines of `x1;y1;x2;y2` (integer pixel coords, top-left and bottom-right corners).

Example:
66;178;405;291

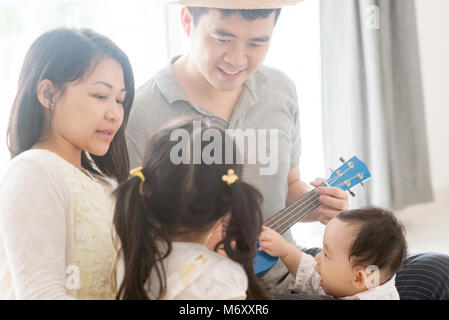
264;186;323;235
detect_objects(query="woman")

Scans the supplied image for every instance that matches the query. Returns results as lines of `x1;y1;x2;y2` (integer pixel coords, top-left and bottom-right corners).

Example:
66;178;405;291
0;27;134;299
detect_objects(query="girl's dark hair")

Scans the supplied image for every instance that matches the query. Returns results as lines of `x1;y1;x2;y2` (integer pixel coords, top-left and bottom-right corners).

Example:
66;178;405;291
337;207;408;279
113;117;271;300
7;27;135;183
188;7;282;25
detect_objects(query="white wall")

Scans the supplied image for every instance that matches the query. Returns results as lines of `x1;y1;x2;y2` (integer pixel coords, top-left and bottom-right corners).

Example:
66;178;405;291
394;0;449;254
415;0;449;192
294;0;449;252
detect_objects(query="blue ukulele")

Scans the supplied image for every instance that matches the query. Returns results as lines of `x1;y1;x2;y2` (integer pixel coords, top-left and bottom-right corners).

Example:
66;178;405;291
254;156;371;275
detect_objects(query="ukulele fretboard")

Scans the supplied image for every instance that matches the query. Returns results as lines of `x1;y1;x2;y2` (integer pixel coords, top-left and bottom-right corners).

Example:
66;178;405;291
264;187;322;234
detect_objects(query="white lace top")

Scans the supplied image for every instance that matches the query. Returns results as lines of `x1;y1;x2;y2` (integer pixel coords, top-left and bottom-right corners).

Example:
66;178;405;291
0;149;117;299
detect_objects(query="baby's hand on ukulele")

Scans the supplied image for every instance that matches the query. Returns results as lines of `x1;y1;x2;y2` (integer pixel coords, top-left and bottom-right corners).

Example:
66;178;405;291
258;226;290;258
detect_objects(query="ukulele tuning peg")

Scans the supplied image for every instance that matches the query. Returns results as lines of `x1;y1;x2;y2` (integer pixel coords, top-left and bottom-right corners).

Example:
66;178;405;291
348;189;356;197
356;172;366;187
339;157;346;164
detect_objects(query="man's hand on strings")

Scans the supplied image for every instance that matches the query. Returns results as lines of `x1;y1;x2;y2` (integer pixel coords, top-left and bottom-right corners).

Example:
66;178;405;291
310;177;349;225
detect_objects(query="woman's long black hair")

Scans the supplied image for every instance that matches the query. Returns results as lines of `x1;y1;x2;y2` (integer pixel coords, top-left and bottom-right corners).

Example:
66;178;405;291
113;117;271;300
7;27;135;183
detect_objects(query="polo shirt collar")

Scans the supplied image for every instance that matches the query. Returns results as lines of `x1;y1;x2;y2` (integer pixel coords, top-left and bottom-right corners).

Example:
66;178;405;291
154;56;189;105
154;55;269;112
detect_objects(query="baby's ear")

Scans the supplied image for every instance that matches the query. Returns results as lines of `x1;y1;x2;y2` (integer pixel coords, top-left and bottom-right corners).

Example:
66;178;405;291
352;266;368;290
352;265;381;290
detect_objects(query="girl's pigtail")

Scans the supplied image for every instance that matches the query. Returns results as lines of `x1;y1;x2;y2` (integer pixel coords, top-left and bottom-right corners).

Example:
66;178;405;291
113;174;170;299
221;181;273;300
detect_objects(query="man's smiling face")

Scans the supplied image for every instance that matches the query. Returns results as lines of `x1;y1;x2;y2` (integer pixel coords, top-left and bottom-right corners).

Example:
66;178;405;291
188;8;276;91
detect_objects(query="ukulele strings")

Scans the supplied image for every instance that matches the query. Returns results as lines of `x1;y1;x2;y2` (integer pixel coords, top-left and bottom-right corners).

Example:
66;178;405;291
263;171;342;228
270;174;362;234
266;173;361;234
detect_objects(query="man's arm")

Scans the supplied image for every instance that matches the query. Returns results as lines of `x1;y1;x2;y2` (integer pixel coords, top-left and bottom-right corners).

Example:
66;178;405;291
286;167;349;224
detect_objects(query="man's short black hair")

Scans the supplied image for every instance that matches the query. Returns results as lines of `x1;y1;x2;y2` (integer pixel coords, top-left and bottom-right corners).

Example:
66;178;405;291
187;7;282;25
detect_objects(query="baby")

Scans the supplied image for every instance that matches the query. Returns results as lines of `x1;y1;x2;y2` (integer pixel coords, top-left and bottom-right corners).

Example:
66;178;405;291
259;207;407;300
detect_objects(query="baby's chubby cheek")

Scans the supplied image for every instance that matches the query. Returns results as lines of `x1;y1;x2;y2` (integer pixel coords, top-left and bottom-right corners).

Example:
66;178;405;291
314;254;322;273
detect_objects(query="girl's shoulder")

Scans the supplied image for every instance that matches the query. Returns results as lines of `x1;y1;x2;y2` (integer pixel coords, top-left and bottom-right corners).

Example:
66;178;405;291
172;242;245;272
170;243;248;299
206;252;247;282
170;242;241;268
197;248;248;299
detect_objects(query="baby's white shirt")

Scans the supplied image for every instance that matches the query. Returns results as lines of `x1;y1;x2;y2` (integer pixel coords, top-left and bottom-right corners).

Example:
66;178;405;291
290;252;400;300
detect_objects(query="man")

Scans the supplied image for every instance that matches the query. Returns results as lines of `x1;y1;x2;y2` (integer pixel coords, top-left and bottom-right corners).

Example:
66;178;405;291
126;0;347;295
126;0;449;300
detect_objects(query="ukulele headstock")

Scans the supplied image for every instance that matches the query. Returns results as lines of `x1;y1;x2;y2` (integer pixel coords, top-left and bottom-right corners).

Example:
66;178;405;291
326;156;371;191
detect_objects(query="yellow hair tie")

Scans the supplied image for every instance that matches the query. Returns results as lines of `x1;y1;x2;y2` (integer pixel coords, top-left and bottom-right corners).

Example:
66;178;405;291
222;169;239;186
130;166;146;183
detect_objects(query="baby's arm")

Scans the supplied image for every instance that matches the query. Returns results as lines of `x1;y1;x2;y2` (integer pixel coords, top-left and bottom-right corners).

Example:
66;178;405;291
258;226;303;277
259;227;327;296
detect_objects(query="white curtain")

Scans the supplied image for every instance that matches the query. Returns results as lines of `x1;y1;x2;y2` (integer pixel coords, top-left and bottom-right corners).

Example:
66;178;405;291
320;0;433;210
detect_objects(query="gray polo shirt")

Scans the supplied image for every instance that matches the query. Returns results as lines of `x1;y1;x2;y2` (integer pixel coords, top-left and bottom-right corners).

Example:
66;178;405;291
125;57;301;293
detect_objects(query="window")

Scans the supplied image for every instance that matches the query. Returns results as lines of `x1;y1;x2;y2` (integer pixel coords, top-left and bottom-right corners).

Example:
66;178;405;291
266;1;326;247
0;0;168;169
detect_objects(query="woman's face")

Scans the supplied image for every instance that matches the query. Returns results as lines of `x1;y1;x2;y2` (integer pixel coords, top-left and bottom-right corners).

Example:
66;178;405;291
51;57;126;156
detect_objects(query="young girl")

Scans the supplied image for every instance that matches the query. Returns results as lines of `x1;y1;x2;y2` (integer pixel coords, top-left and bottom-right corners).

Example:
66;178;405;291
259;207;407;300
0;28;134;299
113;118;271;300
